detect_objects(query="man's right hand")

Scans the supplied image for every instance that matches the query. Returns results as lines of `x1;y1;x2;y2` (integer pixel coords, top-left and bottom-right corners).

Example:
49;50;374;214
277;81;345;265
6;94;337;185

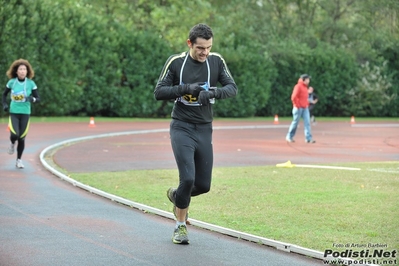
179;82;205;97
3;104;9;112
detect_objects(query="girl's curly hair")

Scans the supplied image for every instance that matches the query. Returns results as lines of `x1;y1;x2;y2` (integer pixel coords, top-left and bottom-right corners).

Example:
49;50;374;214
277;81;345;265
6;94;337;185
6;59;35;79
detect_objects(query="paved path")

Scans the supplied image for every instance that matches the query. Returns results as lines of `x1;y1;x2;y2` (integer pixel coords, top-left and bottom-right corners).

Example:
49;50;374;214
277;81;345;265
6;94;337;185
1;120;398;266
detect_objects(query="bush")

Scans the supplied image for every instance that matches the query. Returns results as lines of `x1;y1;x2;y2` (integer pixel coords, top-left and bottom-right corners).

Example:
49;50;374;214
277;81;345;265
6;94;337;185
215;43;277;117
347;61;395;117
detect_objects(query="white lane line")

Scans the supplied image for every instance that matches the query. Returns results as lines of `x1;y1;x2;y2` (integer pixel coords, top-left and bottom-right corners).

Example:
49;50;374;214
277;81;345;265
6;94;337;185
351;123;399;128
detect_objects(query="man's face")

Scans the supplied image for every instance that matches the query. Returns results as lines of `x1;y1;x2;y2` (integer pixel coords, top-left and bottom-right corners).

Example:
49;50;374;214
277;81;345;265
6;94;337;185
17;65;27;79
188;37;213;62
308;86;314;93
304;78;310;85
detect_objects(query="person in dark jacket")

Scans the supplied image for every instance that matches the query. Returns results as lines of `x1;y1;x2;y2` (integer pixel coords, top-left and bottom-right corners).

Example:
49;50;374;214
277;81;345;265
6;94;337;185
154;23;238;244
308;86;318;123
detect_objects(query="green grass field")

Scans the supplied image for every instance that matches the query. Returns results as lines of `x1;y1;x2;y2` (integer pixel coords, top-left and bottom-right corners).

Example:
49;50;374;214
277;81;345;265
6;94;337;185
67;161;399;253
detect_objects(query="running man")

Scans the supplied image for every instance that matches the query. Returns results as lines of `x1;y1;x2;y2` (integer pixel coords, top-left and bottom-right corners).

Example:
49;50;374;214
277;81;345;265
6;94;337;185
154;24;238;244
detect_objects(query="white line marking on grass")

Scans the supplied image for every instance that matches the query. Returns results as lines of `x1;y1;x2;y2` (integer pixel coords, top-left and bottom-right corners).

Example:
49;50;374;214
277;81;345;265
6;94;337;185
368;168;399;174
276;160;361;170
294;164;361;170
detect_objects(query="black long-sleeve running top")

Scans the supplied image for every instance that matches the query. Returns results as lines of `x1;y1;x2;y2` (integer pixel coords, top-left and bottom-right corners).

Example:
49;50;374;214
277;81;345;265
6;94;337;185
154;51;237;124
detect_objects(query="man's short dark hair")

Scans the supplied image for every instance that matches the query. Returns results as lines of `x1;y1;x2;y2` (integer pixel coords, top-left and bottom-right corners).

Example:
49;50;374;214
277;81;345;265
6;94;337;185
300;74;311;80
189;24;213;44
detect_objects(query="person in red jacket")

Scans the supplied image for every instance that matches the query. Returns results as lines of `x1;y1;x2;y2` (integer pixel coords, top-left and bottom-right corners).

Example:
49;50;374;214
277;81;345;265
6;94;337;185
286;74;315;143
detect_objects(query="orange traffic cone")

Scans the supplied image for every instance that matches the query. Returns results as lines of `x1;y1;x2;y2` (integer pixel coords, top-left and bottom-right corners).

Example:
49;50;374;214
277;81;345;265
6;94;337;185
273;115;279;124
88;117;96;127
350;116;355;124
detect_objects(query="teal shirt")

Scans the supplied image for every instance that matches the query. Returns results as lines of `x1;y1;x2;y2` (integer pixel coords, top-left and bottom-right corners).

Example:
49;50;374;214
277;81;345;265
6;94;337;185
7;78;37;115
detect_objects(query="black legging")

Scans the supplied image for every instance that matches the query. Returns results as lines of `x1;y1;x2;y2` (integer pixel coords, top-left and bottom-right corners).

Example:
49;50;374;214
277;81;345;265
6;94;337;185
309;104;315;117
9;113;30;160
170;119;213;209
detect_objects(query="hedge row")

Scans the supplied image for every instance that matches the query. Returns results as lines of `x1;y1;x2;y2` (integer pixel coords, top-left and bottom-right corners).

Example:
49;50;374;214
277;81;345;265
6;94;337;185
0;0;397;118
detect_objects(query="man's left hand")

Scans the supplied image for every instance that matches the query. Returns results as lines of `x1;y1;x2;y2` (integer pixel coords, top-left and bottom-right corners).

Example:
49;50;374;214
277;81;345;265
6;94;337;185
198;90;215;106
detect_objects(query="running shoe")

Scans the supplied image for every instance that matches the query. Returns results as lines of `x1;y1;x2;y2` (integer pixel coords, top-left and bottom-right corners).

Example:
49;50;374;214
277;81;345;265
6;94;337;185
16;159;24;169
306;139;316;143
172;224;189;244
167;187;177;217
166;187;189;223
8;143;15;155
286;138;295;143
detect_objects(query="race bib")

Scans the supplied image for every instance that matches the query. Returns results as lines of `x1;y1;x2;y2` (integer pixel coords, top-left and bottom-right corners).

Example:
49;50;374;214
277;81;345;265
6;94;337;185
177;82;215;106
11;91;27;102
